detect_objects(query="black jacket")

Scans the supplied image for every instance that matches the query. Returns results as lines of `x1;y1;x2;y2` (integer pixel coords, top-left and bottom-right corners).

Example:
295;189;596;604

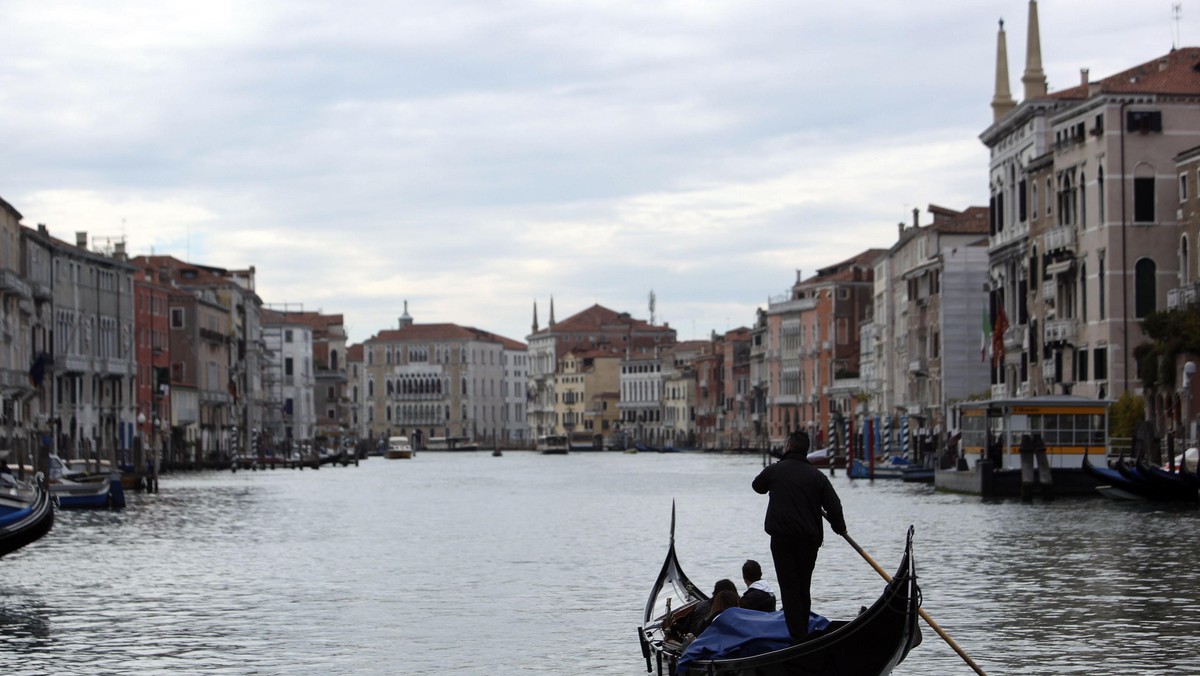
740;587;777;612
752;452;846;545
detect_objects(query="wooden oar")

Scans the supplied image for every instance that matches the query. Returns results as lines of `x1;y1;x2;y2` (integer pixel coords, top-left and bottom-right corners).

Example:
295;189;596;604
840;531;988;675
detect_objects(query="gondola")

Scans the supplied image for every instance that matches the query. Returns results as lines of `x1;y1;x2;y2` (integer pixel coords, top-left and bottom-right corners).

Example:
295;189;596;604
1134;457;1200;502
1082;452;1152;501
0;474;55;558
1115;455;1197;502
637;508;921;676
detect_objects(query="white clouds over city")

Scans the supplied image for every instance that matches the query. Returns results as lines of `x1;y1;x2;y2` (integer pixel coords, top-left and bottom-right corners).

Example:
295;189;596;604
0;0;1179;341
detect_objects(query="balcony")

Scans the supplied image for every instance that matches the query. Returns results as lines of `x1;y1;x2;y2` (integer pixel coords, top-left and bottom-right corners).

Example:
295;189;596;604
1042;280;1056;303
1044;318;1077;344
1044;227;1075;254
1003;325;1025;352
908;358;926;375
1168;281;1200;309
0;269;31;299
1041;359;1057;382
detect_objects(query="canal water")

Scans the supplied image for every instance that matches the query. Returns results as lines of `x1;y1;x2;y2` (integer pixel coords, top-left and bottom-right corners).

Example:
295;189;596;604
1;452;1197;675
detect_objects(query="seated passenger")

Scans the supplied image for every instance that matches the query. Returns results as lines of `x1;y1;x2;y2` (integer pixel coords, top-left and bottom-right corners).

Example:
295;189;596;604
739;559;777;612
687;579;738;636
691;589;741;637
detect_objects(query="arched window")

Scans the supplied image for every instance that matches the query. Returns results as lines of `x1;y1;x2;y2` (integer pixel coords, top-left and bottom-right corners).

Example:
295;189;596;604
1135;258;1157;318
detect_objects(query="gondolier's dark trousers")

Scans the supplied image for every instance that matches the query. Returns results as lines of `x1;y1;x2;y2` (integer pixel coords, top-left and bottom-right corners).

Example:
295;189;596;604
770;535;820;641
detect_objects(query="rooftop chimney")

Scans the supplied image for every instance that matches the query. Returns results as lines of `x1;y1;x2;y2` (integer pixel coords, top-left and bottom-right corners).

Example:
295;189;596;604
913;208;920;228
1080;68;1089;88
75;231;87;248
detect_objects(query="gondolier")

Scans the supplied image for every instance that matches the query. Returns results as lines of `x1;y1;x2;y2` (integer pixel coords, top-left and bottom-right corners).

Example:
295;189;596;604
752;430;847;642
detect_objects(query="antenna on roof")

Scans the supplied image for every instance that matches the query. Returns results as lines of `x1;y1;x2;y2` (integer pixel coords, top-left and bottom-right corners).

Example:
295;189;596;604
1174;3;1183;49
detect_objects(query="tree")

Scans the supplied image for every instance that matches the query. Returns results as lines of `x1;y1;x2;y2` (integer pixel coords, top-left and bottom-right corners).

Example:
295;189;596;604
1109;391;1145;439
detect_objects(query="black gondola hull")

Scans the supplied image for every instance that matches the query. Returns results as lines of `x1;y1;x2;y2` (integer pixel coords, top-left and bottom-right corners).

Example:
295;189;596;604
639;517;920;676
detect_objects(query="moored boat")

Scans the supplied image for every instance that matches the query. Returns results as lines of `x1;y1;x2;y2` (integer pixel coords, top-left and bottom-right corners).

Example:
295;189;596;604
848;455;910;480
637;509;921;676
385;436;414;459
0;473;55;558
536;434;569;455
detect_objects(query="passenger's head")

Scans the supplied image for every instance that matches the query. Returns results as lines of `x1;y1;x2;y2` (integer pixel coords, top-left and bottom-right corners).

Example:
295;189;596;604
712;578;737;596
709;590;741;617
742;559;762;585
786;430;810;455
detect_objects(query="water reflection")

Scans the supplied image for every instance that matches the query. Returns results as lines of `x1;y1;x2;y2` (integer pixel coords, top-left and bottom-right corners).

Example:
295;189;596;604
0;454;1196;674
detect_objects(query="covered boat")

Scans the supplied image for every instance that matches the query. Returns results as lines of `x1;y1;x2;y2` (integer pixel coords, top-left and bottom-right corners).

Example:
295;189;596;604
0;473;55;558
637;510;921;676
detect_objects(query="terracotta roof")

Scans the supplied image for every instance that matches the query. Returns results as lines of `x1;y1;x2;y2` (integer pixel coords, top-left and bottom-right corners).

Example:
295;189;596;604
368;323;526;350
347;344;364;361
535;303;665;335
805;249;886;285
1050;47;1200;99
927;204;990;235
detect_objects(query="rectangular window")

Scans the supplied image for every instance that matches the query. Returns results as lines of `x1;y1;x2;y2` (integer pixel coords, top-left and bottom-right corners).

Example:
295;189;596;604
1094;347;1108;381
1018;180;1028;222
1134;177;1156;222
1077;349;1089;382
1126;110;1163;133
285;357;294;376
170;308;184;328
1181;174;1189;202
285;329;293;343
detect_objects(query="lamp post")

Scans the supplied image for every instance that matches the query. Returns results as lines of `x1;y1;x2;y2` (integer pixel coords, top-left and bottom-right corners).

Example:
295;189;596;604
136;411;146;479
1183;361;1196;451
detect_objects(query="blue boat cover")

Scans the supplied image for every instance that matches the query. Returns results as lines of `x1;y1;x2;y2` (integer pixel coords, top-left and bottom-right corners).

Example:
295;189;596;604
676;608;830;674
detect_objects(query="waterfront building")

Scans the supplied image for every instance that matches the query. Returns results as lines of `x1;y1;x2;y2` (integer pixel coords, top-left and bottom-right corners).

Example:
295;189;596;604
22;226;137;464
693;334;724;450
1167;147;1200;442
981;2;1200;407
866;207;990;440
260;309;317;453
0;199;37;465
133;260;173;469
555;348;619;449
168;288;235;464
620;350;663;447
661;340;707;449
748;309;770;448
363;306;525;447
346;343;366;445
527;302;675;442
260;310;350;450
763;251;881;449
500;339;530;446
719;328;753;450
134;256;266;462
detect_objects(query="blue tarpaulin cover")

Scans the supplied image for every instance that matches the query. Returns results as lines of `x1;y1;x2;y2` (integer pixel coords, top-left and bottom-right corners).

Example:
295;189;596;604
676;608;830;674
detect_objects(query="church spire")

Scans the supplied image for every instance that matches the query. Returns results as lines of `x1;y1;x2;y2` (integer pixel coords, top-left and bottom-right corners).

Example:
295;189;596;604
532;300;539;334
549;296;556;327
399;300;413;329
1022;0;1047;99
991;18;1016;122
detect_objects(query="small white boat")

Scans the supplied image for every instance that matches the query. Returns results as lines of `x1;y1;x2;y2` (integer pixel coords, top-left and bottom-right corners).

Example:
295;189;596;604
536;435;569;455
385;436;414;459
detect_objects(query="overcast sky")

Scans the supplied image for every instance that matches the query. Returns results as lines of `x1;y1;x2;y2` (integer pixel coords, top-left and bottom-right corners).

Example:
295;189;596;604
0;1;1183;344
